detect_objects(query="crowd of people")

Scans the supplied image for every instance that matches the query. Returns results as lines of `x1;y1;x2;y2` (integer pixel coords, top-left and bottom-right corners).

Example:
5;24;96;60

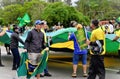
0;19;120;79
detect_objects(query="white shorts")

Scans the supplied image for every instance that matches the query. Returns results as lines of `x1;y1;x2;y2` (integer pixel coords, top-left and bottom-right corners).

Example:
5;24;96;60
28;53;42;65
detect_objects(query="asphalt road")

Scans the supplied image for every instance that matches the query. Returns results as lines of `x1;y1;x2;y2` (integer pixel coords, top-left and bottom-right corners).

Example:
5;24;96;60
0;46;120;79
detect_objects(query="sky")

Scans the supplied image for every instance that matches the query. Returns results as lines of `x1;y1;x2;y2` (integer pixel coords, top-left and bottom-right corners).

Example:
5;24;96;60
71;0;79;6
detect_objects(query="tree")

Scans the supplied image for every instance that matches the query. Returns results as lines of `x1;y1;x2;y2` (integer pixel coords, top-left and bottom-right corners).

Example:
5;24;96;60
76;0;113;20
0;0;48;25
0;4;23;24
41;2;90;27
23;0;48;23
0;18;3;25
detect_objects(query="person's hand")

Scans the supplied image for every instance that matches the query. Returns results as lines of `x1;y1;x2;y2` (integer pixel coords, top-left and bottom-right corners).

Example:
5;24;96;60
23;49;27;52
45;47;49;51
86;39;90;45
0;30;6;36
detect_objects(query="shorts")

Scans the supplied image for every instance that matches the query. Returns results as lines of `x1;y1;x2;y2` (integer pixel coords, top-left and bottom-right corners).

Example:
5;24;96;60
4;43;10;47
73;50;87;65
28;53;42;65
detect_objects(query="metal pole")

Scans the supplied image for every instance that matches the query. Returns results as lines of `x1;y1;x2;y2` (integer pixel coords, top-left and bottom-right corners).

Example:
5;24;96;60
0;48;4;67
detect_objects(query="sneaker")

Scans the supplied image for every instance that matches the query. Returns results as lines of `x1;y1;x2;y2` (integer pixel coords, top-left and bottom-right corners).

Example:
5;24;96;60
35;74;44;77
72;73;77;77
117;71;120;74
40;74;44;77
7;52;11;55
12;67;17;70
0;64;4;67
83;73;88;77
44;73;52;77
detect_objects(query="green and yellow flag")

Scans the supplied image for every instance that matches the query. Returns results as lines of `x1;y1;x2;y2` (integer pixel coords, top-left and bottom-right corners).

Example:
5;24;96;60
17;49;48;79
17;13;31;27
74;25;87;50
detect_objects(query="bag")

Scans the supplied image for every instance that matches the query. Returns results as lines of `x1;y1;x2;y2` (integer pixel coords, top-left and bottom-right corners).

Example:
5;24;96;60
90;40;103;55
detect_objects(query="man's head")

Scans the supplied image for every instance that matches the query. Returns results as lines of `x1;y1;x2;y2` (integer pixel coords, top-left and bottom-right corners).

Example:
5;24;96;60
7;24;11;30
90;19;99;30
70;21;77;27
41;20;48;29
70;21;82;29
117;23;120;29
34;20;44;30
13;26;19;33
109;20;112;24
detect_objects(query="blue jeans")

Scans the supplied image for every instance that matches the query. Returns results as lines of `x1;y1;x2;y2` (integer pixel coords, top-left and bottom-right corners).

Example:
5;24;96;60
44;65;48;74
73;50;87;65
11;48;20;68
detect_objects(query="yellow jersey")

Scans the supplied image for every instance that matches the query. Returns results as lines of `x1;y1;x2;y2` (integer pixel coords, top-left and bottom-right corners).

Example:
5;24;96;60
90;27;106;55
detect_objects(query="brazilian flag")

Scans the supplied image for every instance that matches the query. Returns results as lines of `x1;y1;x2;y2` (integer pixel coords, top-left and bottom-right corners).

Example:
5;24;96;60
17;13;31;27
74;26;87;50
17;49;48;79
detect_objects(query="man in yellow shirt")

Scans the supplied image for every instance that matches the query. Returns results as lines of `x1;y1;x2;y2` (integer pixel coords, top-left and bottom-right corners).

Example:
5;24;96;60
86;20;106;79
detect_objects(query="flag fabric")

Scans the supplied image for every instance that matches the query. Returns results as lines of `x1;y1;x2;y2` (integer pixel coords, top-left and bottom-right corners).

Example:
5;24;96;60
17;49;48;79
0;32;11;44
116;17;120;24
0;29;29;47
17;13;31;27
74;26;87;50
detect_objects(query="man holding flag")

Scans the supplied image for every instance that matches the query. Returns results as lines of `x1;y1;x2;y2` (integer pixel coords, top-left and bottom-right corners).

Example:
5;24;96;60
68;21;88;78
24;20;46;79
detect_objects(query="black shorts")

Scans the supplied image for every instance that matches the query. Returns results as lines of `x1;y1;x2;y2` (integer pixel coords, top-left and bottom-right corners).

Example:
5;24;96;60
4;43;10;47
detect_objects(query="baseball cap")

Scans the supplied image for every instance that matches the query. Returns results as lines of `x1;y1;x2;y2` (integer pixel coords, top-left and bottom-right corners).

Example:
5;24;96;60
35;20;44;25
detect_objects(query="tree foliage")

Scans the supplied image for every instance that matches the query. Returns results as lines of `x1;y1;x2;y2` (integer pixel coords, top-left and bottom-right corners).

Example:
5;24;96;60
1;0;120;26
76;0;114;20
0;4;23;25
23;0;48;23
0;0;48;25
41;2;90;27
0;18;3;25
